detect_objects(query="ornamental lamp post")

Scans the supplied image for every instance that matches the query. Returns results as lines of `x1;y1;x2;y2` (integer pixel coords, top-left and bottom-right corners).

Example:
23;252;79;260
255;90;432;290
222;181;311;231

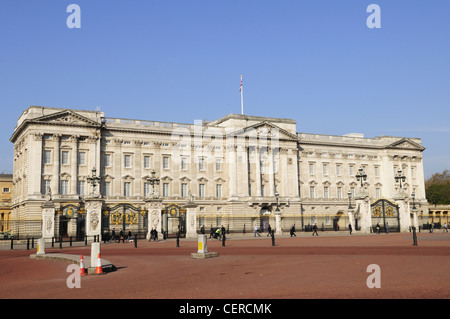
411;192;417;210
146;170;160;198
274;192;280;213
395;169;406;189
87;167;101;195
356;167;367;188
347;190;353;210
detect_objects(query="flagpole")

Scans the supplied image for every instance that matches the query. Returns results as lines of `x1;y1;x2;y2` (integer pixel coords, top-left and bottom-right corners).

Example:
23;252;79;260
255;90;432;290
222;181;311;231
240;75;244;115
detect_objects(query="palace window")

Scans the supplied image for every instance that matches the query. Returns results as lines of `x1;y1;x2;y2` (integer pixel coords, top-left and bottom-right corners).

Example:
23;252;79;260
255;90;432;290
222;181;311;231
324;186;329;199
309;163;314;175
199;157;205;171
163;156;170;169
124;182;131;196
310;186;315;199
43;150;52;164
78;152;86;166
181;183;188;197
163;183;169;197
199;184;205;197
60;180;69;195
104;154;111;167
216;184;222;198
144;182;151;197
124;155;132;168
144;156;150;169
61;151;69;165
77;181;85;196
181;157;188;170
216;159;222;172
104;182;111;196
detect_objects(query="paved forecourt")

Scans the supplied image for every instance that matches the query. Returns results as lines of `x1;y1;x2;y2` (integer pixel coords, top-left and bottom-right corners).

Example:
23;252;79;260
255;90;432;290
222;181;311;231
0;231;449;299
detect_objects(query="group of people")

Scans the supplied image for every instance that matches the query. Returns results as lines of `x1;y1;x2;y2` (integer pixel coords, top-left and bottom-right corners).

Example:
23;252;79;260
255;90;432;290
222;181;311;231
109;228;134;243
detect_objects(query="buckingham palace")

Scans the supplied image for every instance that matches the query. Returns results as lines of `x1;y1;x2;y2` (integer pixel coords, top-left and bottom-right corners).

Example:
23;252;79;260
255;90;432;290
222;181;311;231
9;106;429;239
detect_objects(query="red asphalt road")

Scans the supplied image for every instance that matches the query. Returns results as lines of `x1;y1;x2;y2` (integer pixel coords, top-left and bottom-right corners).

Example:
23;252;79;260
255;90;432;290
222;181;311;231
0;232;449;299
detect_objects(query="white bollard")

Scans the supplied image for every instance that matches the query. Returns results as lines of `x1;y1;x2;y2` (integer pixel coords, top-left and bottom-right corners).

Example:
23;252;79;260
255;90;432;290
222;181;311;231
90;242;101;268
197;234;208;253
37;238;45;255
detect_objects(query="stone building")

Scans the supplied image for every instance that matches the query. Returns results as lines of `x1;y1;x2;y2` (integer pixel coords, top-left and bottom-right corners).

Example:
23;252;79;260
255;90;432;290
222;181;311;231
0;174;13;235
10;106;428;239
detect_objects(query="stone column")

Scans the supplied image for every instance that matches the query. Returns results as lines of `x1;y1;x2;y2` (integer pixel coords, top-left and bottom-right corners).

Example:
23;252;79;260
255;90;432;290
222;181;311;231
30;133;43;196
41;200;56;240
394;193;411;232
347;209;356;232
274;210;282;236
185;201;198;239
85;198;103;237
356;195;372;233
255;147;261;196
145;197;163;240
52;134;61;195
412;209;419;229
70;135;79;195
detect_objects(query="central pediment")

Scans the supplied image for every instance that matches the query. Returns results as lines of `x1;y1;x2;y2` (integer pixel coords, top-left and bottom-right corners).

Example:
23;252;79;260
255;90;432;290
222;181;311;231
386;138;425;151
226;121;298;142
33;110;102;127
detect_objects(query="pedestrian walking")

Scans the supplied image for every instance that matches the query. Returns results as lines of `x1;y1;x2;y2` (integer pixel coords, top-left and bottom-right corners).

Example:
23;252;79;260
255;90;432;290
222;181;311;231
348;223;352;235
385;222;390;234
254;224;261;237
290;224;297;237
110;228;116;243
312;223;319;236
376;223;380;235
267;224;272;237
443;223;448;233
201;225;205;235
119;228;125;243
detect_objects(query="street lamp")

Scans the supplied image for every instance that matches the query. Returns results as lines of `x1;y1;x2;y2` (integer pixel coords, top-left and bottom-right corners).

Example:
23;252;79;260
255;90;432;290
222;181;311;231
274;192;280;213
356;166;367;188
411;192;417;210
146;169;160;197
87;167;101;195
395;169;406;189
347;190;353;210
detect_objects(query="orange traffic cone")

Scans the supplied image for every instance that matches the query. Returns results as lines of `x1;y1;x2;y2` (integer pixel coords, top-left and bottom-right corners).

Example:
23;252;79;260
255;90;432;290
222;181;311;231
79;254;86;276
95;253;104;275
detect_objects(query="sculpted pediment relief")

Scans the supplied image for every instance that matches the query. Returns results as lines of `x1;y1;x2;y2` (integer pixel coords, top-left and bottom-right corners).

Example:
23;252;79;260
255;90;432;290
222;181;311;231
387;138;425;151
33;110;101;127
227;121;298;142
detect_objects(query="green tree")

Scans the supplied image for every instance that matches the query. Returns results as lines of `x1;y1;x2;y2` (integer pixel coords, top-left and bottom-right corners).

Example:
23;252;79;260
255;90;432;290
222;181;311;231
425;170;450;205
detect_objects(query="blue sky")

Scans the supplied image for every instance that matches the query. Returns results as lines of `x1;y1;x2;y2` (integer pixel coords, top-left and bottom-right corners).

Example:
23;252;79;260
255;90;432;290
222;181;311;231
0;0;449;178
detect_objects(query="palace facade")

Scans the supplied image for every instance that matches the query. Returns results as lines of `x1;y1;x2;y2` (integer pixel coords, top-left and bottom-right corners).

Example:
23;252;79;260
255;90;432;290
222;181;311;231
10;106;428;238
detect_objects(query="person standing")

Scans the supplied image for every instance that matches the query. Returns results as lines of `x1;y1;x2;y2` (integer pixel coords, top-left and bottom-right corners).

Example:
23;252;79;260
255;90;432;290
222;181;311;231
267;224;272;237
348;223;352;235
443;223;448;233
312;223;319;236
376;223;380;235
386;222;390;234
